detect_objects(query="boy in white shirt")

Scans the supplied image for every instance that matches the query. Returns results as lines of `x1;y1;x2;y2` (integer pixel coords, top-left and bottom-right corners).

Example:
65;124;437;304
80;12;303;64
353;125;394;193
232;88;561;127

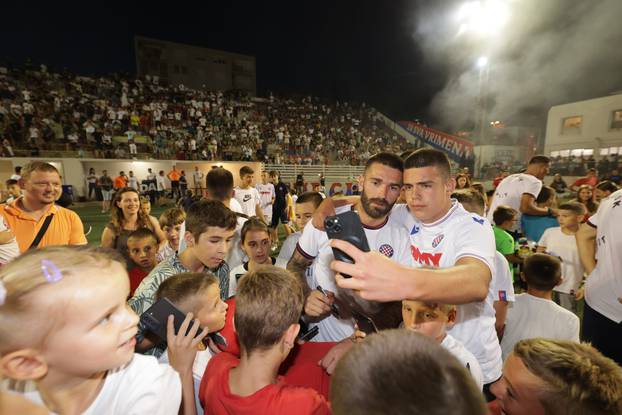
233;166;265;221
402;300;484;390
537;201;586;313
500;253;580;360
256;171;275;224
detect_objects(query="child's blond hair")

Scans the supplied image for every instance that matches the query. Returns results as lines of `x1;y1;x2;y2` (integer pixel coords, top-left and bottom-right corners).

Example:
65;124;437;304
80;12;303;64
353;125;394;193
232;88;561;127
159;207;186;228
0;246;123;353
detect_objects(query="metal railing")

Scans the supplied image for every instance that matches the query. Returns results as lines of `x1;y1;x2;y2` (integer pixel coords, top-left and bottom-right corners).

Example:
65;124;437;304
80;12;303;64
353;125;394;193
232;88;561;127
262;164;365;183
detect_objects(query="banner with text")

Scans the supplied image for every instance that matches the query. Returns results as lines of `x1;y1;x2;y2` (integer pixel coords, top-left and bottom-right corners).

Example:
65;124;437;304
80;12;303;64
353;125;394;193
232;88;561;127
398;121;474;162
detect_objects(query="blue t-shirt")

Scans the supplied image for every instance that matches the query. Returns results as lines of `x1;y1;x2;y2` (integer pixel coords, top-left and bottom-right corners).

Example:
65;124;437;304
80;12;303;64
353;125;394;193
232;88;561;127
521;214;558;242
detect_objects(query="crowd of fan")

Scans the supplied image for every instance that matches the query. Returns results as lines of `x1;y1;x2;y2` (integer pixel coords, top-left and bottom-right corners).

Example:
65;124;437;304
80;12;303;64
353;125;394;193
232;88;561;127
0;63;409;165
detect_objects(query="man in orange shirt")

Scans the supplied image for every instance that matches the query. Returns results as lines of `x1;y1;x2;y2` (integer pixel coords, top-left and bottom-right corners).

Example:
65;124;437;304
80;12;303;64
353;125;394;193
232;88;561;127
0;162;87;252
167;166;181;200
113;171;128;190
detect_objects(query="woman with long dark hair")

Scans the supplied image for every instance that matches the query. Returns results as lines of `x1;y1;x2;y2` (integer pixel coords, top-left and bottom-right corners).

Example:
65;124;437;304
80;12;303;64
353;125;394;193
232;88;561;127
101;187;165;260
572;184;599;219
455;173;472;190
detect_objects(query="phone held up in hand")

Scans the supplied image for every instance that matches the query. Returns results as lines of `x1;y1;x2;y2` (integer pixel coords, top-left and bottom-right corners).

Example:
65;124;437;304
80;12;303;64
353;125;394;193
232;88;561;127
324;210;370;278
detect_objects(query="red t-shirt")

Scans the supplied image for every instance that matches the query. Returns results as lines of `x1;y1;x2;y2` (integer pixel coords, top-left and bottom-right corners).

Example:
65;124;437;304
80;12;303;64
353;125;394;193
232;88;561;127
572;176;598;189
200;352;331;415
128;267;148;297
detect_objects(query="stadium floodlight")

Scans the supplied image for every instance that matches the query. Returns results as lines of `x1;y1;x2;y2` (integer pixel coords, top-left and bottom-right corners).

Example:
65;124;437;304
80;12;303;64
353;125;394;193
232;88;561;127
477;56;489;68
456;0;510;37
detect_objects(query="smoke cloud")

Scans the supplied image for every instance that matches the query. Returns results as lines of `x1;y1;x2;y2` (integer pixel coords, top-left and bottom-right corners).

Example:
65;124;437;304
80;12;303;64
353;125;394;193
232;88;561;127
412;0;622;132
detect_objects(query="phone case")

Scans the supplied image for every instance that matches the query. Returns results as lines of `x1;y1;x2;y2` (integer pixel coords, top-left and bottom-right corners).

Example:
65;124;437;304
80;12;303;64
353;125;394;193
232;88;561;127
324;210;370;277
140;297;191;341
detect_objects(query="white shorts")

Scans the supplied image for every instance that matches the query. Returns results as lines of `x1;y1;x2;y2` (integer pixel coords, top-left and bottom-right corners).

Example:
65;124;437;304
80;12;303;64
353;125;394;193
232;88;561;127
101;189;113;201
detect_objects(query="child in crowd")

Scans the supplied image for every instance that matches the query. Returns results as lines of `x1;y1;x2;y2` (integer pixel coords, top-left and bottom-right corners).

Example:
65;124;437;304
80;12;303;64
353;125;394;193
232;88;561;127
129;200;237;355
205;167;248;270
200;266;330;414
0;246;184;414
140;196;152;216
520;185;558;242
277;191;324;264
330;330;487;415
402;300;483;390
537;202;586;313
499;253;580;360
127;228;159;297
157;207;186;262
228;218;282;297
492;205;522;276
3;179;21;204
233;166;264;221
156;272;229;415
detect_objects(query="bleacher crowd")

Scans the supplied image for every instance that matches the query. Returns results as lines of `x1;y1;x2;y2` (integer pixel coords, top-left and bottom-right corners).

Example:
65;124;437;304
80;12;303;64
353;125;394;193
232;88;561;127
0;63;408;165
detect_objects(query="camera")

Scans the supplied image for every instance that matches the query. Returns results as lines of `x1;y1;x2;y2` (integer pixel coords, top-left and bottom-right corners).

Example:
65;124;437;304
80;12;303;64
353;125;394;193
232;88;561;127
325;217;342;233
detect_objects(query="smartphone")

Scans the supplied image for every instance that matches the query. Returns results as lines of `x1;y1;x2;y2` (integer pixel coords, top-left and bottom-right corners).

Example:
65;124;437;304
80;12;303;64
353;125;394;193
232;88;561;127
352;311;379;334
298;325;320;342
140;297;196;342
324;210;370;278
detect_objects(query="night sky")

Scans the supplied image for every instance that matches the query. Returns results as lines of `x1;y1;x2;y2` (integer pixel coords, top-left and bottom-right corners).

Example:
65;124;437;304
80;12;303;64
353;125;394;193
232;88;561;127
0;2;442;122
3;2;621;133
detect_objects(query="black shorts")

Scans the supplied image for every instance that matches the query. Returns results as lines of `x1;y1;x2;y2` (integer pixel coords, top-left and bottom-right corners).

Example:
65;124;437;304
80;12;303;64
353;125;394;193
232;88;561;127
270;205;289;228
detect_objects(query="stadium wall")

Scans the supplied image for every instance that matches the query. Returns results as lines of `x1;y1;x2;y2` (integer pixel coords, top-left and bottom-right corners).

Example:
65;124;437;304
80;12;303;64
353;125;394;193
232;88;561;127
0;158;367;199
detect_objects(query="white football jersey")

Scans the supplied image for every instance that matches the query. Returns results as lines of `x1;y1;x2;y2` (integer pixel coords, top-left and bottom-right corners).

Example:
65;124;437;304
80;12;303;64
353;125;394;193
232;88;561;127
256;183;275;217
585;189;622;323
406;200;502;383
297;205;412;342
487;173;542;231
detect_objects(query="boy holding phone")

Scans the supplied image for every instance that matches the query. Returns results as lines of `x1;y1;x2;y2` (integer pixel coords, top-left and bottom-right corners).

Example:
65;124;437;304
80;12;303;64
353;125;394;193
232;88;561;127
129;199;237;355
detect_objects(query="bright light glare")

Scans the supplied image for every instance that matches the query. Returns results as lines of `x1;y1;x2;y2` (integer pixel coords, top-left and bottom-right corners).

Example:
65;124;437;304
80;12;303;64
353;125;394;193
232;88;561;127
477;56;489;67
456;0;509;36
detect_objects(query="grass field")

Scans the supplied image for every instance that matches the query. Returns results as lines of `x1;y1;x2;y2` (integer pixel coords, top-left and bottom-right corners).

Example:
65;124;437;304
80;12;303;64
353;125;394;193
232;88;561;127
73;202;288;248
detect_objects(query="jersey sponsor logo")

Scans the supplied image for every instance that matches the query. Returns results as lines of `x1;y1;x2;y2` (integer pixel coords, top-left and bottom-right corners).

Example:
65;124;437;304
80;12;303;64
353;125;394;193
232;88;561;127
411;245;442;267
431;234;444;248
242;194;252;202
472;216;485;225
411;225;420;235
378;244;394;258
498;290;507;301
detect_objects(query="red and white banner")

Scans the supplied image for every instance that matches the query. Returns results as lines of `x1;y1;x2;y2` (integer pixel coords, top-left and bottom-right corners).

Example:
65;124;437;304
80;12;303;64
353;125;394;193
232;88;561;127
398;121;474;162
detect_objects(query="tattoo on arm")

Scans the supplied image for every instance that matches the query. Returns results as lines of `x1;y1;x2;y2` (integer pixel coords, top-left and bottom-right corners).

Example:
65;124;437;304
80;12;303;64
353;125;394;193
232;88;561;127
287;250;314;296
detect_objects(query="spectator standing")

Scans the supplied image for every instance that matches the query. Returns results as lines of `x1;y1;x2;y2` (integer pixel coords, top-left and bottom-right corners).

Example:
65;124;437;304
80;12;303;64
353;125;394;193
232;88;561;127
256;171;275;224
487;156;553;233
492;170;509;188
86;167;98;200
167;166;181;200
0;162;86;252
179;170;188;198
10;166;22;182
499;254;579;360
192;166;204;196
113;171;128;191
576;188;622;365
537;202;586;313
156;170;167;204
520;186;559;242
127;171;139;190
233;166;264;220
99;170;114;213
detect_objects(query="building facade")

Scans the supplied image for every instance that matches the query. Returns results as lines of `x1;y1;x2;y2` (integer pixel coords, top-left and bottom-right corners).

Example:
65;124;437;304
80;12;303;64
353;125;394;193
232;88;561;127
134;36;256;95
545;93;622;159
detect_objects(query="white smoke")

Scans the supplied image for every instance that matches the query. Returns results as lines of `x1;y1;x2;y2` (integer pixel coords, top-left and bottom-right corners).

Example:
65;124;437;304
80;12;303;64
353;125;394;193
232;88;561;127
412;0;622;131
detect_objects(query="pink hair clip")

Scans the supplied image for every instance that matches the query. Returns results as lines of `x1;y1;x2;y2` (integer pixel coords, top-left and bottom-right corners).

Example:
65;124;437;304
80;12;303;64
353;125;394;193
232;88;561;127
41;259;63;283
